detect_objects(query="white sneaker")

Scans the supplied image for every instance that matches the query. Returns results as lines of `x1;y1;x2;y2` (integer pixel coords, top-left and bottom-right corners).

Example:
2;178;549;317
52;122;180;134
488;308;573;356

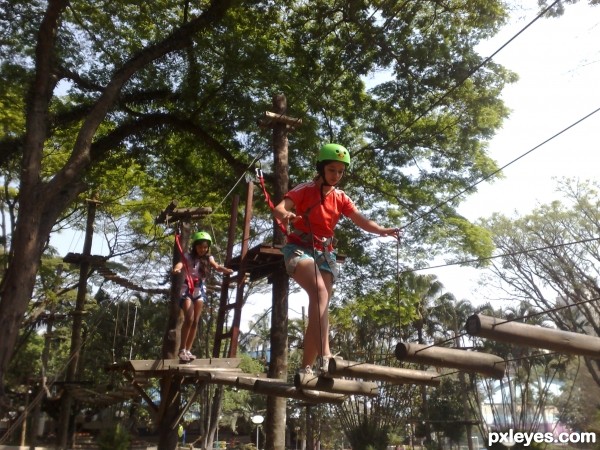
297;365;314;376
178;349;190;361
185;349;196;360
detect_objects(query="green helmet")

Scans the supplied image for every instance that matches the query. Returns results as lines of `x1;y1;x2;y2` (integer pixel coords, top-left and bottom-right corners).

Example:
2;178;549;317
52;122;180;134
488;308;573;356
317;143;350;166
191;231;212;245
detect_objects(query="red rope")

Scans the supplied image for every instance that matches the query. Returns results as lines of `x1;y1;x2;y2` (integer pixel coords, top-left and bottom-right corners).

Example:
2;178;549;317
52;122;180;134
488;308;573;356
175;233;195;293
256;168;288;236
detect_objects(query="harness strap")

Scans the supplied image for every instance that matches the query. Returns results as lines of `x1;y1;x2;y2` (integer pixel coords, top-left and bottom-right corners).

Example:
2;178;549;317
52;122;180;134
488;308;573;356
175;233;195;294
316;249;339;280
290;229;335;251
256;168;289;236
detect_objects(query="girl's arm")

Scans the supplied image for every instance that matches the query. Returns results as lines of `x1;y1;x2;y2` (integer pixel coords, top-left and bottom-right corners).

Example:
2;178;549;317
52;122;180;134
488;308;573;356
273;197;297;224
348;211;401;239
209;255;234;275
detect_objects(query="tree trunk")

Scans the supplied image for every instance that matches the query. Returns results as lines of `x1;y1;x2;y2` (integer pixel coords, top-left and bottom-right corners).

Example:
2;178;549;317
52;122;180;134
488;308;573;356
0;191;78;398
0;0;235;399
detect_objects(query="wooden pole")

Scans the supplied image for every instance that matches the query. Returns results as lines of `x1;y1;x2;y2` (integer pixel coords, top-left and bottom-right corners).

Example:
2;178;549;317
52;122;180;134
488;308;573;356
253;380;344;404
395;342;506;379
140;368;345;404
328;358;441;386
212;194;240;358
228;183;253;357
465;313;600;358
57;198;99;450
294;373;378;397
267;92;294;450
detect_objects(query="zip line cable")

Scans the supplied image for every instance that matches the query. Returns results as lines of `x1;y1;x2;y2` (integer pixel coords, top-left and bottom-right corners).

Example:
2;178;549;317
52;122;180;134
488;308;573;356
211;148;271;216
383;0;562;159
404;235;600;275
401;103;600;230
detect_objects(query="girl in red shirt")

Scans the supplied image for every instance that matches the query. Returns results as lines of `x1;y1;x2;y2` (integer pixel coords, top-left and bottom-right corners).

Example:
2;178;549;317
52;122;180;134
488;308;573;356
274;144;400;374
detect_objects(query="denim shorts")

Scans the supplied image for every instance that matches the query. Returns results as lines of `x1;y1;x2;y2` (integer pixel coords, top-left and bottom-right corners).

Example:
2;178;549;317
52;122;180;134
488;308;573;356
179;282;207;307
282;243;338;281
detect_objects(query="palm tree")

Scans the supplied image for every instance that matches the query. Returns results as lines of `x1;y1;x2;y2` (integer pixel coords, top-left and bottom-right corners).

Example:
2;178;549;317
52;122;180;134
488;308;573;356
470;302;567;448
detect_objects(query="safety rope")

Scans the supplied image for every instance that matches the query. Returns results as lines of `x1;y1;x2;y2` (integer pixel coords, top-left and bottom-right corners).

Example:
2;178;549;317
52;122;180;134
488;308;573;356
174;231;195;294
256;167;289;236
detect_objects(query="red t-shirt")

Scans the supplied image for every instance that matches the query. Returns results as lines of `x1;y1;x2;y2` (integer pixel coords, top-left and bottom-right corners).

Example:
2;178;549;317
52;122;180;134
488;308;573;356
285;181;357;249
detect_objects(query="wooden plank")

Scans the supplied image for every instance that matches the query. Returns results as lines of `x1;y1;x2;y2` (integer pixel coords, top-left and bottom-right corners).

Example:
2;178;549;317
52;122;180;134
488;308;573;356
395;342;506;379
328;358;442;386
465;314;600;358
127;358;242;374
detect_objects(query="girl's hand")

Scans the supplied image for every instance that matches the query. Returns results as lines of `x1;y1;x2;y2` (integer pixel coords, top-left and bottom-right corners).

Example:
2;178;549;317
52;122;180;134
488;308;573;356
380;227;403;240
220;266;234;275
280;211;297;224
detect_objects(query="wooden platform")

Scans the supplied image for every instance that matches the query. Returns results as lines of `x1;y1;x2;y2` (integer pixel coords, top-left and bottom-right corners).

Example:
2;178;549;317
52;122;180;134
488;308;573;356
227;244;285;281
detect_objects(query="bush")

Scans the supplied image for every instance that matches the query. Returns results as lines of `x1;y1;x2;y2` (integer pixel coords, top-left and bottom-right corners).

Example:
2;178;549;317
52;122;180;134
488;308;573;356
97;423;131;450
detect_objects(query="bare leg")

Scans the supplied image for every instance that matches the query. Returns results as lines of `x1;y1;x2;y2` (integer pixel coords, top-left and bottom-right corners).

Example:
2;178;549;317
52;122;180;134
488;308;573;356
185;300;204;351
292;258;334;368
179;297;194;352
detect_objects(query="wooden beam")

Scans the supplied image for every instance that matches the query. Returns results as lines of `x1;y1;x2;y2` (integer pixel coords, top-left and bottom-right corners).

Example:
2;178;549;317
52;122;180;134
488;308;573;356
253;379;344;404
294;373;378;397
328;358;441;386
395;342;506;379
257;111;302;129
154;202;212;224
465;313;600;358
177;370;344;404
122;371;159;414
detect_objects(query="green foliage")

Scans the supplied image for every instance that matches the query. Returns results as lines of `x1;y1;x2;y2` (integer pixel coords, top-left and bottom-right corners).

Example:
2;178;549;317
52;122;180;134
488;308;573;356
346;418;390;450
6;332;44;387
97;423;131;450
428;378;467;444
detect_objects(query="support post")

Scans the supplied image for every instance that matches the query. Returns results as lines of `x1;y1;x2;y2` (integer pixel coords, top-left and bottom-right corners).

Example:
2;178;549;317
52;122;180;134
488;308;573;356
264;93;301;449
57;198;99;449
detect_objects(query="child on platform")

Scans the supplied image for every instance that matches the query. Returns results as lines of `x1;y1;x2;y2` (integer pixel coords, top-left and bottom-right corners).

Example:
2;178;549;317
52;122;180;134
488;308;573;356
173;231;233;361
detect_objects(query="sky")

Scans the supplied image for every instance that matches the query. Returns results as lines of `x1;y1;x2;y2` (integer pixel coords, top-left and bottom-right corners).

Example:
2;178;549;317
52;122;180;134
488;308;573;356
417;0;600;305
